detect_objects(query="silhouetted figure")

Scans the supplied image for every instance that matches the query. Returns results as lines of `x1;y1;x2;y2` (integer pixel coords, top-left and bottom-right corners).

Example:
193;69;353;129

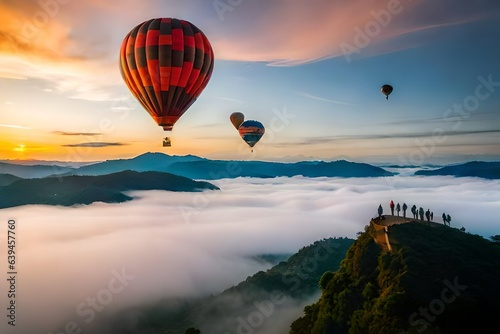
442;213;447;225
390;200;395;215
430;212;433;221
402;203;408;218
419;207;424;220
425;209;431;222
396;203;401;216
378;204;383;218
411;205;417;219
446;214;451;226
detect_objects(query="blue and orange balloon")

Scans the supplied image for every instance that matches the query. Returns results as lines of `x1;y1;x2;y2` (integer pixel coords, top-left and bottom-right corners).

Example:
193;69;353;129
238;120;265;148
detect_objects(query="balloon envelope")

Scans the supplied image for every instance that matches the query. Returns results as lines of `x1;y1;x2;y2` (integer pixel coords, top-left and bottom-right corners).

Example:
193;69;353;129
381;84;393;100
119;18;214;131
238;120;265;148
230;112;245;129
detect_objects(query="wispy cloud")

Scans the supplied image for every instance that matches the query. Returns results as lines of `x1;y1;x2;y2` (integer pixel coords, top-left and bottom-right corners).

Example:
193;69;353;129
0;1;129;101
297;92;358;106
0;0;497;108
215;97;244;103
0;123;31;129
53;131;102;136
386;112;500;126
62;142;127;148
303;129;500;143
209;0;500;65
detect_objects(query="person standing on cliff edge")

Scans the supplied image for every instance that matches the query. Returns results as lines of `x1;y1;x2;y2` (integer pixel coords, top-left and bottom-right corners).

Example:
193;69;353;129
390;200;395;215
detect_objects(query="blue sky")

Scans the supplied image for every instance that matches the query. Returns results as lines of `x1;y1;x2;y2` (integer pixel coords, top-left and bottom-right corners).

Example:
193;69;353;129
0;0;499;164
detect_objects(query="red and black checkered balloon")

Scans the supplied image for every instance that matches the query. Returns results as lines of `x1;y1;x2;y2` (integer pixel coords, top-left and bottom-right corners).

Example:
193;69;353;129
119;18;214;131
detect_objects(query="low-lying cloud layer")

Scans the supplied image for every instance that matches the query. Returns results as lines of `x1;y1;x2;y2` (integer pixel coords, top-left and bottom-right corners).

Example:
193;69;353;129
0;175;498;333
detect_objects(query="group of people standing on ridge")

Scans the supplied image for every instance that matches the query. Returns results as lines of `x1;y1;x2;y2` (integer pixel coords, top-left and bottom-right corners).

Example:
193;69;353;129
377;200;452;226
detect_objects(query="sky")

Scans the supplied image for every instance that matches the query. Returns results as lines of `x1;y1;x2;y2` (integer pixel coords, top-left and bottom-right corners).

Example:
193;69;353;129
0;0;500;164
1;175;499;333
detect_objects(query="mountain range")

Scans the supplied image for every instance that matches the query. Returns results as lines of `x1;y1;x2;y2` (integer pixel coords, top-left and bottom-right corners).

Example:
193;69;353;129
60;153;395;179
1;153;498;180
0;161;74;178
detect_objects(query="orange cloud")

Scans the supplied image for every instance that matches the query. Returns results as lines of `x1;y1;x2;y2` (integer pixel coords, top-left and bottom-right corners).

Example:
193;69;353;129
0;1;125;101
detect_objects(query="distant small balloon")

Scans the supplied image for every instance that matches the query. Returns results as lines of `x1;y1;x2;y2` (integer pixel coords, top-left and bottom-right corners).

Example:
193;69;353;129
381;84;393;100
230;112;245;130
238;120;265;148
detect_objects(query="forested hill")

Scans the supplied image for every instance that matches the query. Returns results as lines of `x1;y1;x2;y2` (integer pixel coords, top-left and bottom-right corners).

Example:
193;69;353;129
0;173;21;186
290;222;500;333
0;170;218;209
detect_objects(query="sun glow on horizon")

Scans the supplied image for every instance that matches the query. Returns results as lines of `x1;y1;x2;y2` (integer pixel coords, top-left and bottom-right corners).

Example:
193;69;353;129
13;144;25;152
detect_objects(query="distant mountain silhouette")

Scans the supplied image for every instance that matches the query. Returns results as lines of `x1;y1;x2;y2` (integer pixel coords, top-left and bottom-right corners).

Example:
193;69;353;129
0;162;74;178
0;174;22;186
0;170;218;209
414;161;500;179
61;153;395;179
0;159;96;167
60;152;205;176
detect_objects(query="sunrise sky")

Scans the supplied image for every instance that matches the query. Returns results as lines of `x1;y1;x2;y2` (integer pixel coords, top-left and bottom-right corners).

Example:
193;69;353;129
1;0;499;164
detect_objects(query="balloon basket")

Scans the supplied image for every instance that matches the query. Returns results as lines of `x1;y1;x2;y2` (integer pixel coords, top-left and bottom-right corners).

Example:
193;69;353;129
162;137;172;147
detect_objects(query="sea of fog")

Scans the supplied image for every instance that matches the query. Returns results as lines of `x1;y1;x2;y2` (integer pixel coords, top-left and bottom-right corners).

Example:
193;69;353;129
0;175;499;333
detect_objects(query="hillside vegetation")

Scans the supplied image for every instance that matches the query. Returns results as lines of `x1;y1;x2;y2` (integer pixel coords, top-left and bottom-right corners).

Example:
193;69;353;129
290;222;500;333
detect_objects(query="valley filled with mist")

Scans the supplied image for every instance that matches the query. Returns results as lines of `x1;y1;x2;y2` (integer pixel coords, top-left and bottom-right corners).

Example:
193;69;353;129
1;165;499;333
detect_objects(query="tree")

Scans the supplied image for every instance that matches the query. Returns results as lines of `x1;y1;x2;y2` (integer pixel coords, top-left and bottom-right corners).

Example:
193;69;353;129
185;328;201;334
319;271;335;290
490;235;500;244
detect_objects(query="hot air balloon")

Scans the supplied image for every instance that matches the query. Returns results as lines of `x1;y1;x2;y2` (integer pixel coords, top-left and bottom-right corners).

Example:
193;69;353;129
119;18;214;147
381;84;393;100
238;120;265;149
230;112;245;130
